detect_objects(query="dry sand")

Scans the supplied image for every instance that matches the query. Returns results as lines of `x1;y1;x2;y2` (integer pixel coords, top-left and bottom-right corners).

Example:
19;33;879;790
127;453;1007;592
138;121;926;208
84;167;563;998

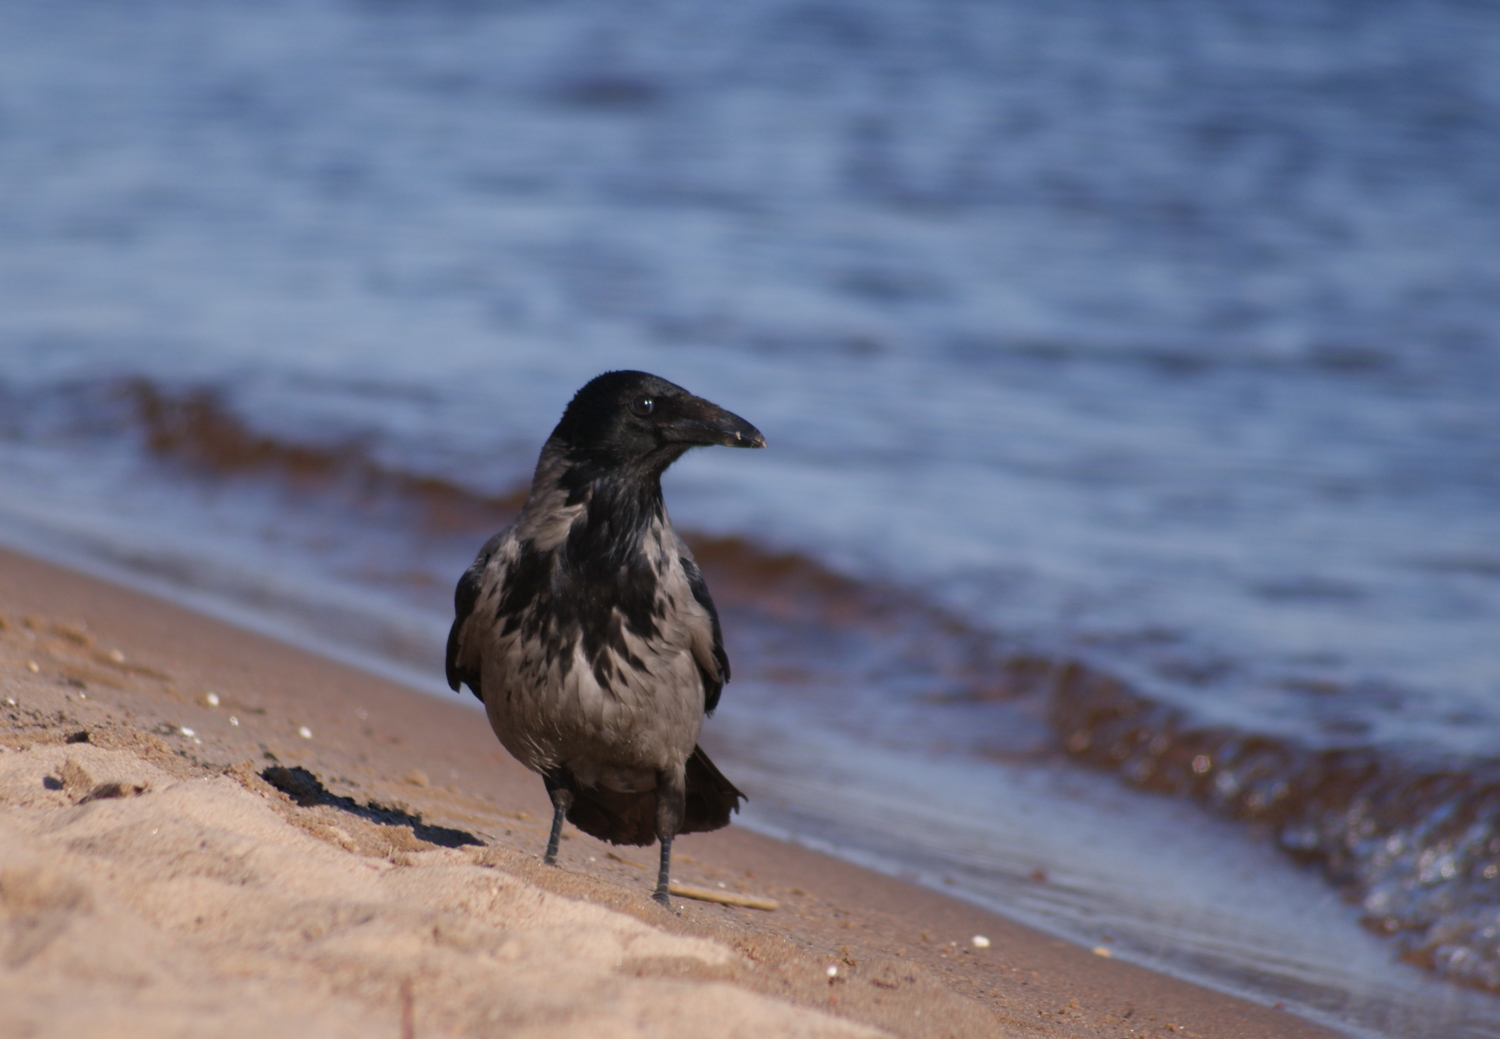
0;545;1342;1038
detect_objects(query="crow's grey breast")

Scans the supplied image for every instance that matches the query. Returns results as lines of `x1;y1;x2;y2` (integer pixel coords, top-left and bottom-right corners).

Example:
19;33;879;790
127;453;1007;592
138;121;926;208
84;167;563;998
445;370;763;907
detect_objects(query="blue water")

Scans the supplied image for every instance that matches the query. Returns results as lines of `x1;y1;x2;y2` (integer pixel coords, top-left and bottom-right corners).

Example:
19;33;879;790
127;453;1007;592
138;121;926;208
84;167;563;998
3;2;1500;1034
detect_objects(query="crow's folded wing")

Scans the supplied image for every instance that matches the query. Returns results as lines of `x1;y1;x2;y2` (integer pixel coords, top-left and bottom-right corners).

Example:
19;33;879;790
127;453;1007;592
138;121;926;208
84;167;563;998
445;530;511;702
678;550;729;715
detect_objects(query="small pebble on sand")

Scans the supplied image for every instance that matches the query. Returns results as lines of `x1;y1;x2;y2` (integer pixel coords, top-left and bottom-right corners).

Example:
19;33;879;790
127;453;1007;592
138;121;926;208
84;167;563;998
971;935;991;949
205;692;220;706
826;965;838;978
1093;946;1112;958
298;726;313;739
26;661;39;672
229;716;240;726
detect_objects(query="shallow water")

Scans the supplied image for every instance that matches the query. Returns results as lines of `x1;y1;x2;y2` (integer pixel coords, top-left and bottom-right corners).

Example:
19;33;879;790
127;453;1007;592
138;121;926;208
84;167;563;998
2;1;1500;1033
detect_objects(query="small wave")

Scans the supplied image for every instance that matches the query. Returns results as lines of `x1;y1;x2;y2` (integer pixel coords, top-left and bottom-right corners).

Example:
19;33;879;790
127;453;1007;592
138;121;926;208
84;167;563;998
690;526;1500;997
1052;662;1500;993
122;378;528;533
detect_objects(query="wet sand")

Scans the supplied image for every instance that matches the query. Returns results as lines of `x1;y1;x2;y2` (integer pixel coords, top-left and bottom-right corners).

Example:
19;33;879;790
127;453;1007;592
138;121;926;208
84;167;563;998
0;545;1341;1038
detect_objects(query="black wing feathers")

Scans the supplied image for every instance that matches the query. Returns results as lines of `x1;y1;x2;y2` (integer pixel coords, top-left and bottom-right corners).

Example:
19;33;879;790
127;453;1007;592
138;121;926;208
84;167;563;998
445;533;503;701
680;554;729;714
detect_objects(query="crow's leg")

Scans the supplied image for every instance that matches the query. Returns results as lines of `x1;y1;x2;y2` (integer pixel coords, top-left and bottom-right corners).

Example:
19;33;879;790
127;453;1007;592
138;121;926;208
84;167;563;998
541;767;574;867
653;764;687;907
654;835;674;908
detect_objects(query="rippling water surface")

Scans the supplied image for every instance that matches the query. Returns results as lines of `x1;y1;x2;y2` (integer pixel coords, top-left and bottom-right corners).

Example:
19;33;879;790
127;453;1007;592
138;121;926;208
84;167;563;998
3;2;1500;1034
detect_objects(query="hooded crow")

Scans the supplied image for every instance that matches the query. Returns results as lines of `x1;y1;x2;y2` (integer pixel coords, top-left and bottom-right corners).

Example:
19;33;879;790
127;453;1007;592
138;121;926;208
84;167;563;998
445;370;764;907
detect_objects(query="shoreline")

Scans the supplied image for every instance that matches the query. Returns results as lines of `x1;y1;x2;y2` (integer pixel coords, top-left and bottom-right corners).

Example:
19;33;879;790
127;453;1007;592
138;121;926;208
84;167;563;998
0;544;1340;1038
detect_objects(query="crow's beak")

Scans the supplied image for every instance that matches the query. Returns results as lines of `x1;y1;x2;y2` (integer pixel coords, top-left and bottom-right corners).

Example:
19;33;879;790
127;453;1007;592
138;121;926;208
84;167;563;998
664;396;766;449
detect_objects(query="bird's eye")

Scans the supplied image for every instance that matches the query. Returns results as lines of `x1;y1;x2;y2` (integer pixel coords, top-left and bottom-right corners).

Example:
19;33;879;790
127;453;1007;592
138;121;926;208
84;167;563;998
631;395;655;417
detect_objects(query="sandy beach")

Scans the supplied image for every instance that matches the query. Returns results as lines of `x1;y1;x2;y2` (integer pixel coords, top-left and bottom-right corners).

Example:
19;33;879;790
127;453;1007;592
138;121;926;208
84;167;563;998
0;544;1340;1039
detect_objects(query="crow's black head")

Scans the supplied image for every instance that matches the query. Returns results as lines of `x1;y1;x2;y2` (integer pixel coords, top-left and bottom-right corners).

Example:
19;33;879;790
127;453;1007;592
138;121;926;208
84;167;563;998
551;371;765;475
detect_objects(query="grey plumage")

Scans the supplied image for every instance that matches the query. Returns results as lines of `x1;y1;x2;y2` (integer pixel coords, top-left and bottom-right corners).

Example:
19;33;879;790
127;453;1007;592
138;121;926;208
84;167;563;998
445;370;763;906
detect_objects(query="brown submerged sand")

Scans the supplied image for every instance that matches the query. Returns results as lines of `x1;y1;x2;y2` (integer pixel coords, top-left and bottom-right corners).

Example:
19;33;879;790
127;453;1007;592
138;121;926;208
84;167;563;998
0;546;1340;1039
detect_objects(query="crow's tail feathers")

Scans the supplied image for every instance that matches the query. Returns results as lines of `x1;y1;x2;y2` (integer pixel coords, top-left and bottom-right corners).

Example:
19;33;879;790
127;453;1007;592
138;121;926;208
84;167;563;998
682;745;745;833
561;745;746;847
564;784;657;846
